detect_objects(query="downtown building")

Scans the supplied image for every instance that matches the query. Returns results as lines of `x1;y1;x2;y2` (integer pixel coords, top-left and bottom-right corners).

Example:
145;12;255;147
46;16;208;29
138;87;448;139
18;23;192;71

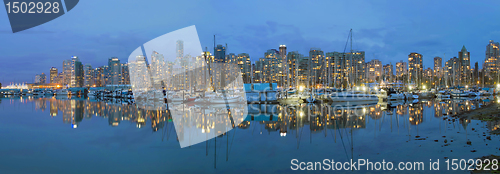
458;46;471;85
444;57;460;86
408;53;423;86
365;59;382;83
433;57;443;78
287;51;303;88
84;64;93;87
395;60;408;83
50;67;58;83
383;64;394;82
60;56;84;88
484;40;499;84
308;48;324;89
236;53;252;84
107;57;122;86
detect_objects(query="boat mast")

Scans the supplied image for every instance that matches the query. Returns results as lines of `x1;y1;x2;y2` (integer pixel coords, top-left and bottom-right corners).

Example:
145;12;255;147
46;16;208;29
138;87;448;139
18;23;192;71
350;29;353;89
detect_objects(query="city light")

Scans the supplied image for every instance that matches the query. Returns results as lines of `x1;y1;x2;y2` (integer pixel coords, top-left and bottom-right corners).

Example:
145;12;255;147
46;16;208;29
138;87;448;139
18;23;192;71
299;85;305;92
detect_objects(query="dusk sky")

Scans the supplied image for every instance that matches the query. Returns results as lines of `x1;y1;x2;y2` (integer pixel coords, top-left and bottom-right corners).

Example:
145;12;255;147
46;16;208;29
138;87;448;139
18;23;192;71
1;0;500;84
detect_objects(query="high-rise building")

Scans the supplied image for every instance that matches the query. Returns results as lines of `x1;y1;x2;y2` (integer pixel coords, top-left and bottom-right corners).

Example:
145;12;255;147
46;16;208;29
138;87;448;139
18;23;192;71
93;67;103;87
445;57;460;86
84;64;93;87
264;49;279;84
121;63;130;84
287;51;302;88
57;72;64;85
176;40;184;61
34;74;41;83
395;60;408;79
473;62;479;85
433;57;442;78
39;73;46;84
325;52;344;88
68;56;83;87
308;48;324;88
279;45;287;87
365;59;382;83
423;67;433;84
108;57;121;85
236;53;251;83
253;58;265;83
408;53;423;86
348;51;365;86
50;67;58;83
74;60;84;87
102;66;109;86
62;59;71;86
458;46;471;85
129;55;150;91
214;45;226;63
484;40;499;78
383;64;394;82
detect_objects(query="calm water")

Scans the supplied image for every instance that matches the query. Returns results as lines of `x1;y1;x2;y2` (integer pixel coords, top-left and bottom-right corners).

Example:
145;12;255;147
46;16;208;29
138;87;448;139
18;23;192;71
0;96;499;174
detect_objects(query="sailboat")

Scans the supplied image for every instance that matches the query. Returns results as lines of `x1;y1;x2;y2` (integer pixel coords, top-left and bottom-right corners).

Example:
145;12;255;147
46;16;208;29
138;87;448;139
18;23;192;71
328;29;379;104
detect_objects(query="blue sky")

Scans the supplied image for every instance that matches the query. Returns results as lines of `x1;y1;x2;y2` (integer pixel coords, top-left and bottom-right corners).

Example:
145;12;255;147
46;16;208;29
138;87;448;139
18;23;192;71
1;0;500;84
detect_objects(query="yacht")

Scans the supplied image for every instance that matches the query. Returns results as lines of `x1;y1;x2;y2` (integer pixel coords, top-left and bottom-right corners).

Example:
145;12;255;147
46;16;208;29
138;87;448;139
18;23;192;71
328;91;379;103
386;89;405;100
450;90;469;97
436;90;450;99
44;90;54;96
55;89;70;96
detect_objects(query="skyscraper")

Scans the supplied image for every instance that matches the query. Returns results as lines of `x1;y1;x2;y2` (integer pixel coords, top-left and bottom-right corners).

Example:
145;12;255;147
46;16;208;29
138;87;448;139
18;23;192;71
484;40;499;78
62;59;71;86
433;57;442;78
121;63;130;85
383;64;394;82
325;52;345;88
287;51;302;88
279;45;287;87
308;48;324;88
34;74;41;83
214;45;226;63
69;56;84;87
395;60;408;79
57;72;64;85
365;59;382;83
39;73;46;84
94;67;103;87
408;52;423;86
74;59;84;87
458;46;470;85
237;53;251;83
50;67;58;83
265;49;279;83
176;40;184;61
445;57;460;86
108;57;121;85
84;64;93;87
150;52;165;88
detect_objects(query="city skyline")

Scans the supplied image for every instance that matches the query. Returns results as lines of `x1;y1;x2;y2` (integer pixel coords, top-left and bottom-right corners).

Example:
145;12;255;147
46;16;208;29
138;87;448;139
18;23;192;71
2;1;500;84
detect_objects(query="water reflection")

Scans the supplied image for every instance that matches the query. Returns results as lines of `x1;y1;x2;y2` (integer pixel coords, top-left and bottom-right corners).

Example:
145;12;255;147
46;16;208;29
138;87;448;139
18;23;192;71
4;96;495;135
1;95;499;172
